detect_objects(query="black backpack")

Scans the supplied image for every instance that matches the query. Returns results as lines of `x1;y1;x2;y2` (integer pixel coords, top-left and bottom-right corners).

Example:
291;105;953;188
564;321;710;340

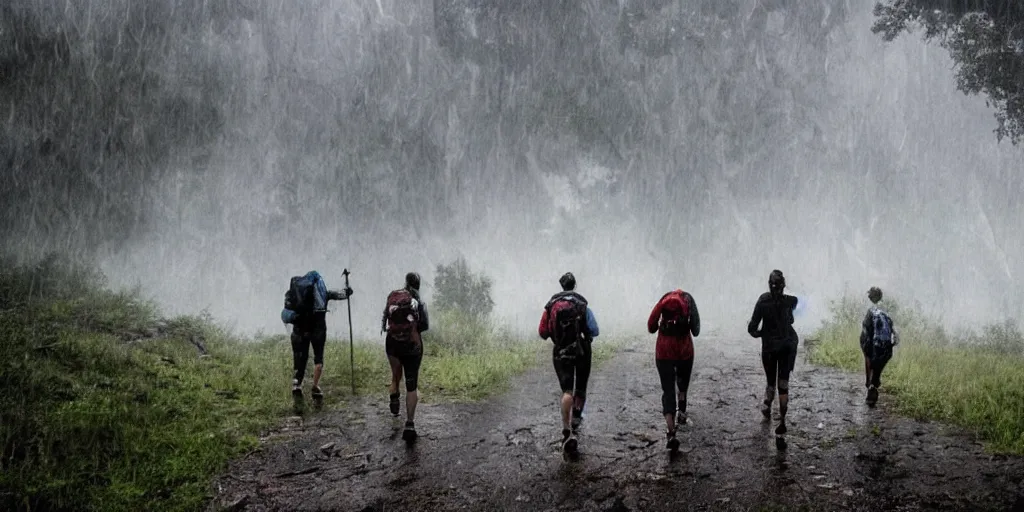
285;273;322;316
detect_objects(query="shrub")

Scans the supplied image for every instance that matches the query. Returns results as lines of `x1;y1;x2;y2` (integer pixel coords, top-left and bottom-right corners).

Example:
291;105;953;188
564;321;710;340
432;257;494;320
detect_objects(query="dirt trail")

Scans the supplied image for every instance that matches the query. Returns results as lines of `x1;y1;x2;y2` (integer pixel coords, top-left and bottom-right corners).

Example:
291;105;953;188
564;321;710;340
211;338;1024;511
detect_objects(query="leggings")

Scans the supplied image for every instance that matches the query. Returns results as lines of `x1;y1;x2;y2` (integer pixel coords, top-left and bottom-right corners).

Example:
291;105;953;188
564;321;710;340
655;359;693;415
291;329;327;384
552;344;592;404
761;346;797;390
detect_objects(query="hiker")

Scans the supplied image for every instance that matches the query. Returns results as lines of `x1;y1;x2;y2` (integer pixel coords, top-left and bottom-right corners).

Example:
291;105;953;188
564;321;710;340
647;288;701;451
538;272;599;453
281;271;353;399
747;269;799;437
861;286;898;406
382;272;429;441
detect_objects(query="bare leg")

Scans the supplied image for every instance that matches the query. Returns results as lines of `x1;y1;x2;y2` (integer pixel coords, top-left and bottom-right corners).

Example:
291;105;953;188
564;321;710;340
388;356;403;395
776;380;789;435
560;392;573;431
312;364;323;389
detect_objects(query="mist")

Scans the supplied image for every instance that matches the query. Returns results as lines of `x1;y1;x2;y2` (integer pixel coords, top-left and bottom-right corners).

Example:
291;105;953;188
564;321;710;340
2;0;1022;339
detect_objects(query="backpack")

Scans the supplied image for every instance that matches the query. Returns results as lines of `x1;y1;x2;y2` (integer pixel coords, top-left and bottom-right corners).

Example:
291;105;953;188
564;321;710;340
546;293;588;348
286;271;328;317
659;291;691;337
870;306;895;349
385;289;420;344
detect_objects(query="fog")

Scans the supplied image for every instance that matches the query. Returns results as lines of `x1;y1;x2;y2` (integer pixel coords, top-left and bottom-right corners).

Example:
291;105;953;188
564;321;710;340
2;0;1022;339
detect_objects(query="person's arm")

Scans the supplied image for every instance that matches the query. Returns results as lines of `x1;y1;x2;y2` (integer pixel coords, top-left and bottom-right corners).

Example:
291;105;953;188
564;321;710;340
538;309;551;340
327;288;352;301
647;298;663;334
784;295;798;325
417;302;429;332
861;310;873;347
687;293;701;337
585;308;599;338
747;301;763;338
381;304;389;333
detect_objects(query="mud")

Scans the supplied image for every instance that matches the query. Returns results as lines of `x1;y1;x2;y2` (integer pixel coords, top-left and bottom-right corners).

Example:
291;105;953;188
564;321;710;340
210;339;1024;511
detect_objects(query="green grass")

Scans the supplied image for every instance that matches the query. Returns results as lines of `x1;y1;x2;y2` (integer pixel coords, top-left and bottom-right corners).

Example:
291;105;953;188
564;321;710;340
0;256;551;511
809;294;1024;454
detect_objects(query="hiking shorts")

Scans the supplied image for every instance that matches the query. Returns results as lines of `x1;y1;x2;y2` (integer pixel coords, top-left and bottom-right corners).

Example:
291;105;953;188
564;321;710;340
386;334;423;392
861;340;893;362
388;352;423;392
291;329;326;384
552;342;592;396
761;344;797;388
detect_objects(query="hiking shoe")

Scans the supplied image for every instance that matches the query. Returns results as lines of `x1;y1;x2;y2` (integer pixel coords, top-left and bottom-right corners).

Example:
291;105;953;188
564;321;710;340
389;393;400;416
311;386;323;399
402;421;417;442
292;379;302;397
760;401;771;418
677;410;688;425
775;422;788;436
666;431;680;452
867;385;878;406
562;430;578;453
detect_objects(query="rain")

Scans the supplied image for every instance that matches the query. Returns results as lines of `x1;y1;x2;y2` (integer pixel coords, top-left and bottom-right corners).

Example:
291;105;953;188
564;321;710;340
2;1;1023;510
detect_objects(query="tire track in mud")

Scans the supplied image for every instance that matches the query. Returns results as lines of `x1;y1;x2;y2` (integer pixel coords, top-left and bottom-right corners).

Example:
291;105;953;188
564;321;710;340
210;339;1024;511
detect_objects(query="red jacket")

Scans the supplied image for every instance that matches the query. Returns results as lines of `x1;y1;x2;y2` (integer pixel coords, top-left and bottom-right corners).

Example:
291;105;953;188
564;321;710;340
647;290;700;360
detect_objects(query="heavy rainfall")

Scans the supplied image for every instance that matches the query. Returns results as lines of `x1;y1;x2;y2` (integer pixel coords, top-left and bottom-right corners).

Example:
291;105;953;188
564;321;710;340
2;1;1023;511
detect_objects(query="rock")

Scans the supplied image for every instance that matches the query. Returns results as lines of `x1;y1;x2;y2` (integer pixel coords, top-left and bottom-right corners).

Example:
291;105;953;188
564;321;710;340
604;495;629;512
320;442;336;455
224;495;249;512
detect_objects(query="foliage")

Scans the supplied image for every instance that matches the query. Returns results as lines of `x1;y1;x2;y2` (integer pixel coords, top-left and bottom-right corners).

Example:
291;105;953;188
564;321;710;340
432;257;494;320
873;1;1024;144
0;256;545;511
810;293;1024;454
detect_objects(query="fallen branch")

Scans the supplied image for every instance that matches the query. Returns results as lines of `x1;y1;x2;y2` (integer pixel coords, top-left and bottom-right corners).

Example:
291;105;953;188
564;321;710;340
274;466;320;479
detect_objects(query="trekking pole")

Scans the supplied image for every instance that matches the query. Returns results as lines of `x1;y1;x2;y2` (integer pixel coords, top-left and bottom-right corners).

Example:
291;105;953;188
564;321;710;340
343;269;355;395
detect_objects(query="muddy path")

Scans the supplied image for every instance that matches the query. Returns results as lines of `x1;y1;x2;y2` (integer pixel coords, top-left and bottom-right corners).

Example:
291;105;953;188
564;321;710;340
211;338;1024;511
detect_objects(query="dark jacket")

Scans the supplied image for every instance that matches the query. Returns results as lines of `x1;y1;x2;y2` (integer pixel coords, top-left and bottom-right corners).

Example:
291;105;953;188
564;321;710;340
287;289;350;332
748;292;799;352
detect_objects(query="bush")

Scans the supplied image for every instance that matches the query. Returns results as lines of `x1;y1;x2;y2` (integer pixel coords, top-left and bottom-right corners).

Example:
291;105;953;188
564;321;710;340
433;257;494;320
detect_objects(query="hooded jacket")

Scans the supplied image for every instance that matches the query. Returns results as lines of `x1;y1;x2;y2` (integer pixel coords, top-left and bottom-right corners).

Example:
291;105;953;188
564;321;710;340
647;290;701;360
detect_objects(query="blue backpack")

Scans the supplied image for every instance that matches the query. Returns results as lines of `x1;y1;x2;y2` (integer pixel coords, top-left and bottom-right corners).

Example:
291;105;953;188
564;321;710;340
870;306;896;349
282;271;328;323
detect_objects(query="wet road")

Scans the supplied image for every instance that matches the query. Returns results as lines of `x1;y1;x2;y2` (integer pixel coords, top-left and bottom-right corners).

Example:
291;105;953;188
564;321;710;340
211;338;1024;511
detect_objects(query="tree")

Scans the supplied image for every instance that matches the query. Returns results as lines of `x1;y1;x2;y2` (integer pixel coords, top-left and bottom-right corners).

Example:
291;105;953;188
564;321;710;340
433;257;494;320
873;1;1024;144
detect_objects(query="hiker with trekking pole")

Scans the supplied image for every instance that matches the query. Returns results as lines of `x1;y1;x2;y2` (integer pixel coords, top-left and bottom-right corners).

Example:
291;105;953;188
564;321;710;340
280;270;354;400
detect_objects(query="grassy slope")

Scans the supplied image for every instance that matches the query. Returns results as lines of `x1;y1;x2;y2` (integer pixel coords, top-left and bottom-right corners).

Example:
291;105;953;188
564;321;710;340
808;295;1024;454
0;258;591;511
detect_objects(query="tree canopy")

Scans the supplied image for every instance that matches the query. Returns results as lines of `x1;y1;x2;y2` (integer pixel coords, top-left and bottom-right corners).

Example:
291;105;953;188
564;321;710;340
873;1;1024;144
